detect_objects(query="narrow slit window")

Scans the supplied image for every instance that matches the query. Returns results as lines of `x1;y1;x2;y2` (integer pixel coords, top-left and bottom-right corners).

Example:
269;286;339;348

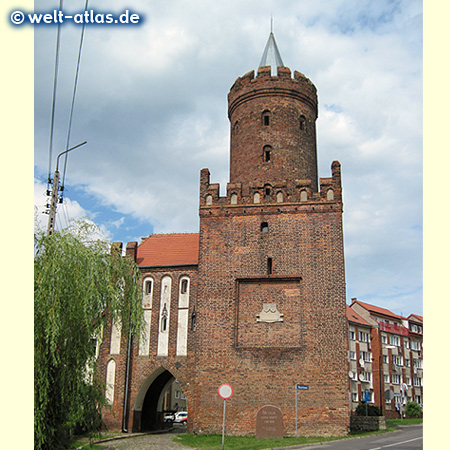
300;115;306;131
261;222;269;232
267;258;273;275
262;111;270;126
263;146;272;162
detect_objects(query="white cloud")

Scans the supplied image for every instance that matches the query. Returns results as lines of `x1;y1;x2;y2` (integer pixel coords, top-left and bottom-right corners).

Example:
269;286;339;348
34;0;422;315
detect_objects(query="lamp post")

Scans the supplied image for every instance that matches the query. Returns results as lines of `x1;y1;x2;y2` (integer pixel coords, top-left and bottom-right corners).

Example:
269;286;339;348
47;141;87;235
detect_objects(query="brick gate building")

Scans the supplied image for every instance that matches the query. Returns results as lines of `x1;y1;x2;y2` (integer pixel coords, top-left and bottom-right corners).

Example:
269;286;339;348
97;32;350;437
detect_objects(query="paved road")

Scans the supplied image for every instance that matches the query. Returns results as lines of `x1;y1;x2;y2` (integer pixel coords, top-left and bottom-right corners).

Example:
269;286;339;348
296;425;423;450
96;424;423;450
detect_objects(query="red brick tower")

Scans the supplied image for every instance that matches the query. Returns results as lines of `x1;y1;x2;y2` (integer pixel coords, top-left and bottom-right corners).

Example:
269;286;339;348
192;33;349;436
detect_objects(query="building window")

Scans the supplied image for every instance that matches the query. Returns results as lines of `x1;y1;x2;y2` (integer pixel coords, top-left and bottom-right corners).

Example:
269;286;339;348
413;359;423;369
404;339;410;349
405;359;410;367
299;115;306;131
360;351;372;362
161;304;168;332
411;340;421;351
381;334;387;344
383;354;389;364
358;331;370;343
392;374;401;384
392;355;404;367
389;335;400;347
181;279;189;295
327;189;334;201
413;377;422;387
230;193;238;204
360;372;372;383
351;392;358;402
144;279;152;295
276;191;283;202
262;111;270;126
384;374;390;383
349;331;355;340
253;192;261;203
263;146;272;162
205;194;213;206
350;351;356;360
300;190;307;202
261;222;269;232
415;395;422;404
267;257;273;275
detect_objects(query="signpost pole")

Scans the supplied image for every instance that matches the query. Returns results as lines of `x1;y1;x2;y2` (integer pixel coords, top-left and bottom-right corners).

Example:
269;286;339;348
218;384;233;450
295;386;298;439
222;399;226;450
295;384;309;439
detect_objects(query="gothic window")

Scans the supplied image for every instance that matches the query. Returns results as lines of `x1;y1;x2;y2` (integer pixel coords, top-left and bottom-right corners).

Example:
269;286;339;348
142;277;154;309
230;193;238;204
157;276;172;356
253;192;261;204
263;146;272;162
177;276;190;356
262;110;270;126
327;189;334;200
161;304;168;332
205;194;212;206
276;191;283;202
300;190;308;202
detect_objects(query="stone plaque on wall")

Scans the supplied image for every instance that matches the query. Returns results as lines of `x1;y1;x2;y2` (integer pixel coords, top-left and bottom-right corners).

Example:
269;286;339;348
256;405;284;438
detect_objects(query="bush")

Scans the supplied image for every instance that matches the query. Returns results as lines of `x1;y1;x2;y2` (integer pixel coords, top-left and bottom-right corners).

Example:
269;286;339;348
354;402;382;416
405;401;422;418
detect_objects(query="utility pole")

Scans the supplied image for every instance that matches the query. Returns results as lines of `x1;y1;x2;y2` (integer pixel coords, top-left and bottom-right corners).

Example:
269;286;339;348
47;141;87;235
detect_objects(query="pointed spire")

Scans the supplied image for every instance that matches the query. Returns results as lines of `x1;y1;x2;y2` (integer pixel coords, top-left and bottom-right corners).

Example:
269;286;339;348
259;30;284;75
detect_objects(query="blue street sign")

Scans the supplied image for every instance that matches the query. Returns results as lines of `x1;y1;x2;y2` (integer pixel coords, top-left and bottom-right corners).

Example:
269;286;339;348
364;389;370;402
296;384;309;390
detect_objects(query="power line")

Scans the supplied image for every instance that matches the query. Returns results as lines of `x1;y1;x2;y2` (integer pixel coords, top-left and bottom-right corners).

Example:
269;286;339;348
47;0;64;187
61;0;89;192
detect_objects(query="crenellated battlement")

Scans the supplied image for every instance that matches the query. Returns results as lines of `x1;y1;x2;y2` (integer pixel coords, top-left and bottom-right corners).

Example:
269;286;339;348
228;66;318;119
199;161;342;213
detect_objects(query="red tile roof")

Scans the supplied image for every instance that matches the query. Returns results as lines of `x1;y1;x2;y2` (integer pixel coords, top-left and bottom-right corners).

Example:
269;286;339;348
407;313;423;323
351;300;403;321
346;305;372;327
136;233;199;267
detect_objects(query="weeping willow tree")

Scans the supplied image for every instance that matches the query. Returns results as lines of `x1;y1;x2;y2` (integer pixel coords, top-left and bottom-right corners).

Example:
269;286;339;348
34;221;143;450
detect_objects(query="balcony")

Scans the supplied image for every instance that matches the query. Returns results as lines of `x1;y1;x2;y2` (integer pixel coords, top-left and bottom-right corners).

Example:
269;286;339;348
379;322;409;336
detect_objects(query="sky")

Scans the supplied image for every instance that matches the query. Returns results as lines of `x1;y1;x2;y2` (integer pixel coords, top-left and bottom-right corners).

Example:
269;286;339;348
31;0;423;316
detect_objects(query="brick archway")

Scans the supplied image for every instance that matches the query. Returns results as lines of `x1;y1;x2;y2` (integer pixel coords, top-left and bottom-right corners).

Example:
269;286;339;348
132;367;187;432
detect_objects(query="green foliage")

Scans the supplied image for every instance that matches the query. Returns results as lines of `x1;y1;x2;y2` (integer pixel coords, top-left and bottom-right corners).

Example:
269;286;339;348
405;401;422;418
354;402;382;416
34;221;143;450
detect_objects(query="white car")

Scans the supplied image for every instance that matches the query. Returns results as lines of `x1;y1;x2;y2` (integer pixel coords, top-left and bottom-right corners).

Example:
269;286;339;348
174;411;188;424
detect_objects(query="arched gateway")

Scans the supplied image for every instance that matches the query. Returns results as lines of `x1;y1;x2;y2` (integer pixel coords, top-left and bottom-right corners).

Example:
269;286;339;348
98;31;349;437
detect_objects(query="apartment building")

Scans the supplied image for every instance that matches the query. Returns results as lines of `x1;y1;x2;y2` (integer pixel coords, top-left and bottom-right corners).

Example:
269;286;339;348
348;300;423;418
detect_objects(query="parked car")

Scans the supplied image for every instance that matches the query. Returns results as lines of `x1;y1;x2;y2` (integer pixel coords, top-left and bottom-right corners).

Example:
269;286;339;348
174;411;187;424
163;413;175;423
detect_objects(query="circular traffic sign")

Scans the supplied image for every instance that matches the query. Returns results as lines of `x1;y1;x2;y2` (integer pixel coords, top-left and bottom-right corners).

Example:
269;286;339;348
218;384;233;400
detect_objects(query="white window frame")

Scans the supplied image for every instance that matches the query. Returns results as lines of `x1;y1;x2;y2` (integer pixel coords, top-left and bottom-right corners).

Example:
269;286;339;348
358;331;370;343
